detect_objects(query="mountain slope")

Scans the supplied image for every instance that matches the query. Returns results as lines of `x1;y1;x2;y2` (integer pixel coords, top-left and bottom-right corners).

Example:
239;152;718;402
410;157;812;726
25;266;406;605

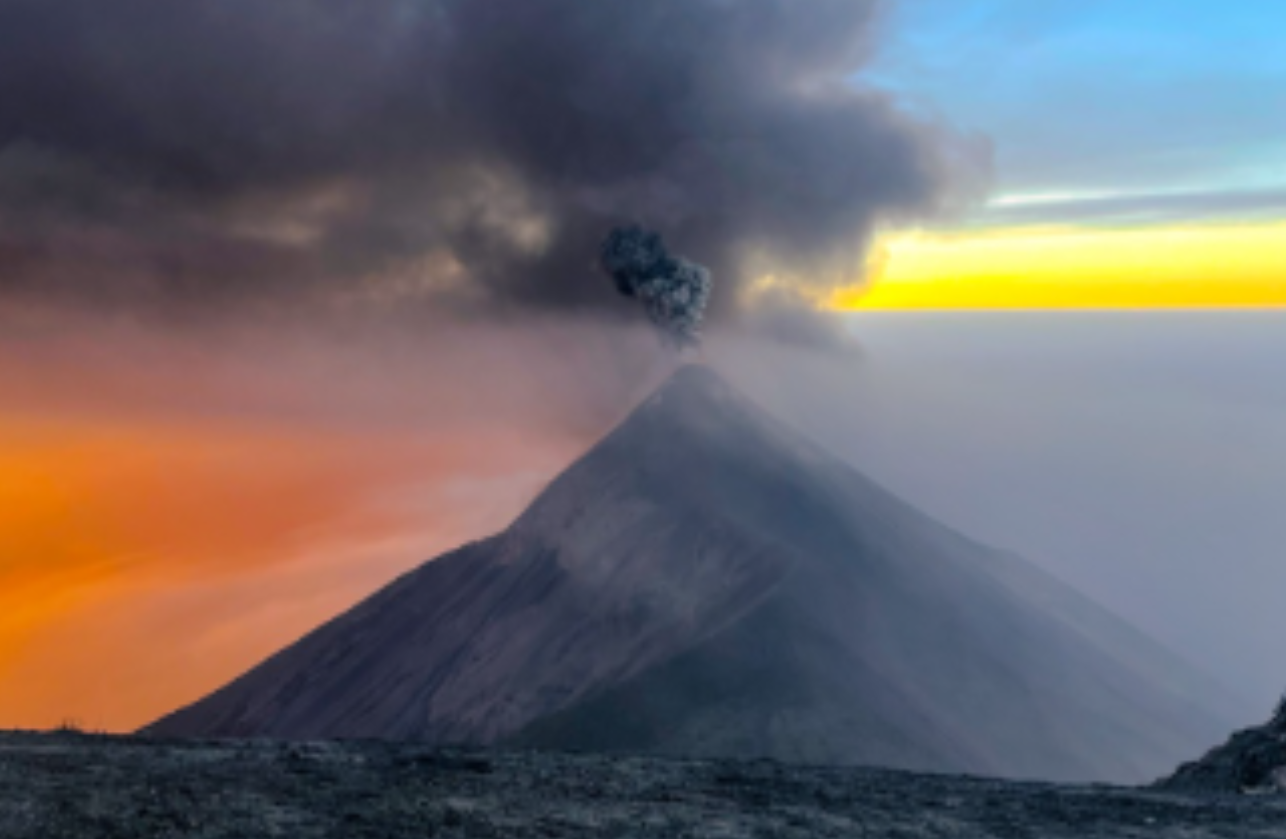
147;365;1235;782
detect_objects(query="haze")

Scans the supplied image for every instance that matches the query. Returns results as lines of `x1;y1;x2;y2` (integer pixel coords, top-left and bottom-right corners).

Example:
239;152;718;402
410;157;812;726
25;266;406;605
716;311;1286;715
2;310;1280;730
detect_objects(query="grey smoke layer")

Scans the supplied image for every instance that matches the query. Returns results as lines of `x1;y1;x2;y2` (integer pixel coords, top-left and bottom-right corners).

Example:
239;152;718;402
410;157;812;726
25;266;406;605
0;0;987;339
600;227;712;349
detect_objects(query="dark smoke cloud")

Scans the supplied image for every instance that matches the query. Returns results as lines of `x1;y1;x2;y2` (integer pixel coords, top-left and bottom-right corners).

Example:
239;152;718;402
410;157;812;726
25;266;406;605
599;226;712;349
0;0;989;338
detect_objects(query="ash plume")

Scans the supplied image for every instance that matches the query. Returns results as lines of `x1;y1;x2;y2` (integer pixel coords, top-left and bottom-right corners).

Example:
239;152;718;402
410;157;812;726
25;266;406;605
599;227;712;349
0;0;990;341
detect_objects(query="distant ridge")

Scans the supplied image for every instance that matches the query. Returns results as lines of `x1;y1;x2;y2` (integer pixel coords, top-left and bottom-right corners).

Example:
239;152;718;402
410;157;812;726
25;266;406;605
148;365;1236;783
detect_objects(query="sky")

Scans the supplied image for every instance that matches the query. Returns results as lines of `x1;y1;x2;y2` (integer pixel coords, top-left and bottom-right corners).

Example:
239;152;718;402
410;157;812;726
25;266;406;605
853;0;1286;308
1;0;1284;732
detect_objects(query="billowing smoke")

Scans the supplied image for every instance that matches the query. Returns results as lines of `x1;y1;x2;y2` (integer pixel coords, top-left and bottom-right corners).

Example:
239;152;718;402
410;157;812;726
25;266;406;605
600;227;712;349
0;0;990;342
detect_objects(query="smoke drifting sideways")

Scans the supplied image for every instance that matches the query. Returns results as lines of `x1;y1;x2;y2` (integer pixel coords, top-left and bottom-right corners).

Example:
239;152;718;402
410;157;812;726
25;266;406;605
0;0;989;346
600;227;712;350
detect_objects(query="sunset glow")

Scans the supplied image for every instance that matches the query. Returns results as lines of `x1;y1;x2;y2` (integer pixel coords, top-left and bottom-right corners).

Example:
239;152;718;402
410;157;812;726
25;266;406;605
0;319;605;731
0;412;567;731
837;222;1286;311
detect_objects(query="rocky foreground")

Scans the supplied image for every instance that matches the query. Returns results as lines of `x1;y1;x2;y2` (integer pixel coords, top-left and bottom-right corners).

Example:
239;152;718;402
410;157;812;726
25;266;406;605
1;732;1284;838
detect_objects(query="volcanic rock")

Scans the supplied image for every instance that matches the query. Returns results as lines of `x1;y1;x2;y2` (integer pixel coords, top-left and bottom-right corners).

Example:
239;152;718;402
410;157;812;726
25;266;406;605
1162;697;1286;793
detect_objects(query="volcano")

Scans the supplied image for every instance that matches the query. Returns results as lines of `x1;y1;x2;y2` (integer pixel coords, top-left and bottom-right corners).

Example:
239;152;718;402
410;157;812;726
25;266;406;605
147;365;1236;782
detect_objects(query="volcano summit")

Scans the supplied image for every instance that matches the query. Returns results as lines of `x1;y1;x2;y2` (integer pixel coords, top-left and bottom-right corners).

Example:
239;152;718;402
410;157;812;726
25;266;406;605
148;366;1235;783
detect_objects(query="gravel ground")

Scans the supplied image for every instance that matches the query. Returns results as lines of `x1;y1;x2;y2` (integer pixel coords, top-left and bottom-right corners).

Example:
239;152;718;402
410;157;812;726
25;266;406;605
1;731;1283;838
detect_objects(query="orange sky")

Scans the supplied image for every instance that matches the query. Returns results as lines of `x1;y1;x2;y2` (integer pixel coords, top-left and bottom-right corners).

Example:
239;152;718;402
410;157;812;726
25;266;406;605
0;313;649;731
0;414;573;731
0;416;551;728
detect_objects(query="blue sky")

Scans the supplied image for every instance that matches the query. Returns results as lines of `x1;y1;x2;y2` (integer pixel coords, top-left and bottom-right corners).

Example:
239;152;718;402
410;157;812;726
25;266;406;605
868;0;1286;220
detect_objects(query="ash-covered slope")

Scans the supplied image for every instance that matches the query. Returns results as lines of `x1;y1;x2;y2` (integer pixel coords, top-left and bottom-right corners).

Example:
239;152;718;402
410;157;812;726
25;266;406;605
147;365;1234;783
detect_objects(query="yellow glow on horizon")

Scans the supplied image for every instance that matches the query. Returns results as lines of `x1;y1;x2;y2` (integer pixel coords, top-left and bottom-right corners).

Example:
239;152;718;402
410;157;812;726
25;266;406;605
835;221;1286;310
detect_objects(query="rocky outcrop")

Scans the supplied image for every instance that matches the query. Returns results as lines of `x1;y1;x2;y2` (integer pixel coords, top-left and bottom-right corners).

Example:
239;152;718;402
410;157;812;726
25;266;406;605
1161;700;1286;793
